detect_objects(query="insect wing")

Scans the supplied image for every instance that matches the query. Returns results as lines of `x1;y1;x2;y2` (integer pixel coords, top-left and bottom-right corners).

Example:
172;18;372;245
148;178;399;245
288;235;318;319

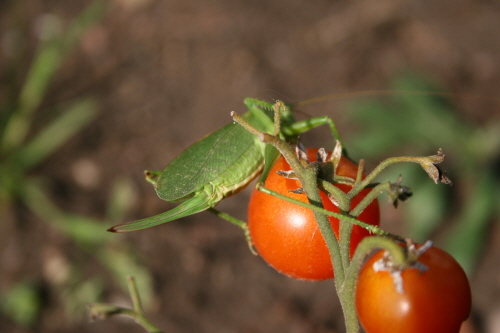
156;111;269;202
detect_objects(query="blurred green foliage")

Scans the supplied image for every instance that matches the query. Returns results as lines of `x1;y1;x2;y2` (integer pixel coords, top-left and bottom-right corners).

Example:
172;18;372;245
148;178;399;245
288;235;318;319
344;72;500;275
0;280;42;328
0;1;153;328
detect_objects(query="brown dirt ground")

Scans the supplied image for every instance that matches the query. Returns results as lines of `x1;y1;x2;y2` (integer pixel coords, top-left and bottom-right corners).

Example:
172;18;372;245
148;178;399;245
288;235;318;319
1;0;500;332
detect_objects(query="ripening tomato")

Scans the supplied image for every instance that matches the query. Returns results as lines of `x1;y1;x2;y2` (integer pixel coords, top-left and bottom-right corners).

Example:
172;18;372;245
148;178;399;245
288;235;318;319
355;244;472;333
248;148;380;280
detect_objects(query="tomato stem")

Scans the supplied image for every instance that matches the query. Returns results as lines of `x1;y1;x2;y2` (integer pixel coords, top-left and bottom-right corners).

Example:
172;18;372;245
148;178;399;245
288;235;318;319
350;181;391;217
234;104;435;333
347;152;451;200
233;106;347;282
301;165;346;283
355;159;364;185
344;236;408;295
339;213;353;273
256;185;385;236
336;236;409;333
320;179;350;210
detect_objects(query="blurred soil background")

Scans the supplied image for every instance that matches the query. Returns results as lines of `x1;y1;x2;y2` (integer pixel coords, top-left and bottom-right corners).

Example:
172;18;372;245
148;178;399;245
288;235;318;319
1;0;500;332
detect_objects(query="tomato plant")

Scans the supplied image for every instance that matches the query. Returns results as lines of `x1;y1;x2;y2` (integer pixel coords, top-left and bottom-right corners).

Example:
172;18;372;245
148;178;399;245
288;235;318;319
248;148;380;280
355;243;472;333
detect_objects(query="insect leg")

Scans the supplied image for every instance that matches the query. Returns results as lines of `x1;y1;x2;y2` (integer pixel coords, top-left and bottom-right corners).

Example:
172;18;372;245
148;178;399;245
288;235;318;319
108;188;218;232
283;116;342;144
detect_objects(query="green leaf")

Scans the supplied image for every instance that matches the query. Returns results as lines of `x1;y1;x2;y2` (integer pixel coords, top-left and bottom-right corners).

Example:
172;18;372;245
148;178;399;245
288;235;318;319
16;98;98;170
443;171;498;275
106;178;137;223
0;281;41;328
100;247;155;309
1;0;107;151
405;176;449;241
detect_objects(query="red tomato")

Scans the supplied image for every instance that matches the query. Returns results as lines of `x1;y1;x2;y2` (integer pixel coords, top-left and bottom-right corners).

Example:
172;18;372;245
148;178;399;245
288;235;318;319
355;244;472;333
248;148;380;280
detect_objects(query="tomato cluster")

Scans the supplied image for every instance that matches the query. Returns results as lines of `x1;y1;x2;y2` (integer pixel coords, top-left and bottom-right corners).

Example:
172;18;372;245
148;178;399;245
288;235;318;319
247;146;471;331
247;148;380;280
355;243;472;333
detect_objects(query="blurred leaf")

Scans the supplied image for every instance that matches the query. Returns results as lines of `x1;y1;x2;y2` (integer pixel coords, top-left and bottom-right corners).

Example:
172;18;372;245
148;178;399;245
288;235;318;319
106;178;137;223
404;174;450;242
2;0;108;151
16;98;98;170
443;171;499;275
62;277;104;319
346;72;472;158
465;121;500;169
101;247;155;309
344;72;499;276
62;215;114;247
21;179;154;307
369;161;452;240
0;281;41;328
346;101;405;157
390;75;471;149
22;180;112;247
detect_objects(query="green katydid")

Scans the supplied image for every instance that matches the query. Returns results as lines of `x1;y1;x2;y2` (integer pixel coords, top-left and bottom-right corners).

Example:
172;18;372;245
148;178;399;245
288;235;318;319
108;97;342;232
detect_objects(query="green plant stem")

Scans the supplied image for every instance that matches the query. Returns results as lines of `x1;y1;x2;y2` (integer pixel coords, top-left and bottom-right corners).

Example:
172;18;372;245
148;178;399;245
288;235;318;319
234;104;451;333
338;236;407;333
355;159;364;185
233;108;356;328
339;214;353;274
341;236;407;297
89;276;162;333
126;276;160;332
128;276;145;313
232;106;444;333
231;111;304;175
320;180;354;273
350;181;390;217
256;185;385;235
233;110;345;281
302;164;346;283
347;155;443;200
320;179;350;210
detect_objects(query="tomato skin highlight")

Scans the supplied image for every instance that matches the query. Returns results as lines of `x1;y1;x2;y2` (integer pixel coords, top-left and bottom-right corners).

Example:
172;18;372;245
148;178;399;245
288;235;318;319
248;148;380;281
355;244;472;333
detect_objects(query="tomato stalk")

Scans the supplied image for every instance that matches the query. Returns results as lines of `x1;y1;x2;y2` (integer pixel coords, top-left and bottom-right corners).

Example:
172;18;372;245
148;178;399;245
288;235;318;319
351;181;394;216
337;236;409;332
233;107;361;331
233;102;453;333
347;150;451;201
317;173;354;271
234;103;406;333
232;109;347;284
345;236;409;292
255;185;385;235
